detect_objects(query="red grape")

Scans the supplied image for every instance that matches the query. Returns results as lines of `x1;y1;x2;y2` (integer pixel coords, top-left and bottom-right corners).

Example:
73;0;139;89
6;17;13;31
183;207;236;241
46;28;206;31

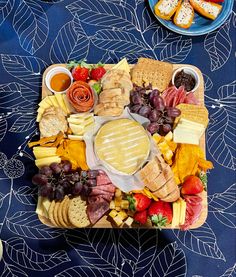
61;160;72;173
81;185;92;196
50;163;62;174
151;96;165;111
131;94;143;105
166;107;181;117
32;174;48;186
54;185;65;200
39;183;53;197
139;106;151;118
147;122;159;134
130;104;141;113
39;166;52;177
149;109;161;122
162;124;172;134
148;89;160;103
87;170;98;179
72;182;83;196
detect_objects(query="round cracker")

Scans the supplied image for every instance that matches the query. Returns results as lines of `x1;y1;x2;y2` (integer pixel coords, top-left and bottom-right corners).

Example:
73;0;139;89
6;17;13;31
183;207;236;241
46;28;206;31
62;196;71;226
58;197;68;228
68;196;90;228
48;200;58;227
53;201;62;227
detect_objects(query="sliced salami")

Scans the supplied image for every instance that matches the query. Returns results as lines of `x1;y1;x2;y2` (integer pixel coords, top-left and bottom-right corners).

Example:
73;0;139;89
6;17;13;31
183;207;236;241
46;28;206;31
87;200;110;225
90;188;113;196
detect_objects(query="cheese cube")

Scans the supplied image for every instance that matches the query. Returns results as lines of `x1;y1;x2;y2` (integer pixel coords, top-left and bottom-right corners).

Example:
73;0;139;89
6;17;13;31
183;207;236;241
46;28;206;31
115;189;122;198
152;133;162;144
118;210;128;220
115;197;122;207
113;215;123;226
109;209;118;218
164;131;173;141
121;200;129;210
124;216;134;227
109;200;116;210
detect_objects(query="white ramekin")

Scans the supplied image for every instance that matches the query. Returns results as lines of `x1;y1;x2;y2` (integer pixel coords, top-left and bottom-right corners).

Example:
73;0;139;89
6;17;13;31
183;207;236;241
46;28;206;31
172;66;200;93
45;66;73;94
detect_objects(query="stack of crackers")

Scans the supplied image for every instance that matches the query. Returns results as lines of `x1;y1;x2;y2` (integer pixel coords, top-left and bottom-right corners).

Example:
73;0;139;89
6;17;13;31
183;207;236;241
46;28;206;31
131;58;173;92
47;196;90;228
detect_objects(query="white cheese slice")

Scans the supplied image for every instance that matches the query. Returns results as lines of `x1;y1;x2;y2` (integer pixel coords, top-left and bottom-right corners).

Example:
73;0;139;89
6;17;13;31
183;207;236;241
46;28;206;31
112;58;130;73
36;196;49;218
69;112;93;118
179;199;187;225
67;116;94;126
68;134;83;140
171;200;180;228
39;97;52;109
173;128;200;145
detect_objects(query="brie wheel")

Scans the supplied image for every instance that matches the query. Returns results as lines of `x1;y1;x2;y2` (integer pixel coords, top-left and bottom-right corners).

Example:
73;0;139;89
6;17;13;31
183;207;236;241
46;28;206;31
94;119;150;175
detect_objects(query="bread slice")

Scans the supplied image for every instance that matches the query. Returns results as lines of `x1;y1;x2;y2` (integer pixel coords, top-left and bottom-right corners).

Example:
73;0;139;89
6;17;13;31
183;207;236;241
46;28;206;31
152;178;177;199
161;187;180;202
68;196;90;227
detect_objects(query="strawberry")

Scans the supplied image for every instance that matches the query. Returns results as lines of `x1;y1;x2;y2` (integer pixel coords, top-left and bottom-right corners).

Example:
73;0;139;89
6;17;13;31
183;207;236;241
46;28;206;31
181;175;204;195
134;210;148;225
127;193;152;212
72;66;89;81
148;201;172;228
90;66;106;81
67;60;91;81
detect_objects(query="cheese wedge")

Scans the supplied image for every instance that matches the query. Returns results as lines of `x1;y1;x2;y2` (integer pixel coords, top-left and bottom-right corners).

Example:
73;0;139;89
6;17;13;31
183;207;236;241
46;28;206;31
112;58;130;73
36;197;50;218
35;156;61;168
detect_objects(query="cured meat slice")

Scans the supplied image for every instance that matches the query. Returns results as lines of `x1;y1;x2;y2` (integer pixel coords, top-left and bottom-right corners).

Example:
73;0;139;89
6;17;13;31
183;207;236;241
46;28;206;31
96;174;112;185
93;184;116;193
180;195;202;230
67;81;94;112
184;92;199;105
90;188;113;196
87;200;110;225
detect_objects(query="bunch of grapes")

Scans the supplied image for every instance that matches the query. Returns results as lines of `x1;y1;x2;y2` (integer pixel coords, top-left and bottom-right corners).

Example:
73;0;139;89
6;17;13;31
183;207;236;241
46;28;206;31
129;84;181;135
32;160;98;201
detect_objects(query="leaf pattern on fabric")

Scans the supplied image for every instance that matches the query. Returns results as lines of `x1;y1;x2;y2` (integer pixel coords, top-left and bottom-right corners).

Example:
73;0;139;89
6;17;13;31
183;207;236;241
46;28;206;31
49;21;89;63
13;0;49;54
0;0;15;27
2;263;28;277
5;237;70;270
55;266;118;277
207;81;236;170
219;263;236;277
1;55;48;87
173;222;225;260
204;20;232;71
13;186;37;205
0;119;7;142
6;211;63;239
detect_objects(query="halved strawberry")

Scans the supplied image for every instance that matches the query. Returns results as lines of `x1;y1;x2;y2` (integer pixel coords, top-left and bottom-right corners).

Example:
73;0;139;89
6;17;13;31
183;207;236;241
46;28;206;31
148;201;172;228
127;193;152;212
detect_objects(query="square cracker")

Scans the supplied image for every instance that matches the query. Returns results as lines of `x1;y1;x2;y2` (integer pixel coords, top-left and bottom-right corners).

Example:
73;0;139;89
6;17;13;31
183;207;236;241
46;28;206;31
131;58;173;92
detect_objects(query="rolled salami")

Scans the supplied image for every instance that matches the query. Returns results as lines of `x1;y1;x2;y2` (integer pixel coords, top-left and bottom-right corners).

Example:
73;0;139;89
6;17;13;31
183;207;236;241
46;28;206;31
67;81;94;112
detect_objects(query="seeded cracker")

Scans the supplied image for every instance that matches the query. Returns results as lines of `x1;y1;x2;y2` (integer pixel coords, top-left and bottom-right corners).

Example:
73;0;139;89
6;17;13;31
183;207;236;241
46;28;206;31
131;58;173;92
62;197;71;226
68;196;90;227
57;198;68;228
53;202;62;227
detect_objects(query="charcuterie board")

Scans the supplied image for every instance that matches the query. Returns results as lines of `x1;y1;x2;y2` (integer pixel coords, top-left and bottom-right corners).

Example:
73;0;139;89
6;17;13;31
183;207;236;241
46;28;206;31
32;59;210;229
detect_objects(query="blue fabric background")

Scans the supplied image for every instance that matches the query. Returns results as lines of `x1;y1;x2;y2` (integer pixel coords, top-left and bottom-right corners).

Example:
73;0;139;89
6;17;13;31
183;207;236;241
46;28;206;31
0;0;235;276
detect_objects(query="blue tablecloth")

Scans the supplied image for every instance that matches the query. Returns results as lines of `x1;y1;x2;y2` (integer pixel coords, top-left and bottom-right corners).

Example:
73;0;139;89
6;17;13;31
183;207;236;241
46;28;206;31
0;1;235;276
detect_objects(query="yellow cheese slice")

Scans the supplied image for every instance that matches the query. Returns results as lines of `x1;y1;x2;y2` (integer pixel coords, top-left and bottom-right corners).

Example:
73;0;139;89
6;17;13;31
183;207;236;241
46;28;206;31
55;93;68;115
67;116;94;125
33;146;57;152
39;97;52;109
179;199;187;225
70;112;93;118
112;58;130;73
48;95;59;108
33;152;57;159
63;94;75;113
35;156;61;168
36;196;49;218
94;119;150;175
33;147;57;159
171;200;180;228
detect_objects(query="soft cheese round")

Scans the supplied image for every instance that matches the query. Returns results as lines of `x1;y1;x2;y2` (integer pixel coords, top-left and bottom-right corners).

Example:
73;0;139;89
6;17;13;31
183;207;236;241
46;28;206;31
94;118;150;175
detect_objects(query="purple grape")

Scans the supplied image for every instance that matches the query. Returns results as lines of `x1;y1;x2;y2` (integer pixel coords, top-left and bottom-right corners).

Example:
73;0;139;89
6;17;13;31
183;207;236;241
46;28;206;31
146;122;159;134
54;185;65;200
161;124;172;134
87;178;97;187
131;94;143;105
166;107;181;118
50;162;62;174
148;89;160;104
62;180;71;194
138;105;151;118
39;166;53;177
61;160;72;173
130;104;141;114
149;109;161;122
87;170;98;179
80;170;88;179
72;181;83;196
32;173;48;186
81;185;92;196
70;172;80;182
151;96;165;111
39;183;53;197
164;116;174;124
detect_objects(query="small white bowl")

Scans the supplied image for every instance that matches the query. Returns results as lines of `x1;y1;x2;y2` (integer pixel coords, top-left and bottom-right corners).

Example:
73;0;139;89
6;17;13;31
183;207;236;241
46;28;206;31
172;66;200;93
45;66;73;94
